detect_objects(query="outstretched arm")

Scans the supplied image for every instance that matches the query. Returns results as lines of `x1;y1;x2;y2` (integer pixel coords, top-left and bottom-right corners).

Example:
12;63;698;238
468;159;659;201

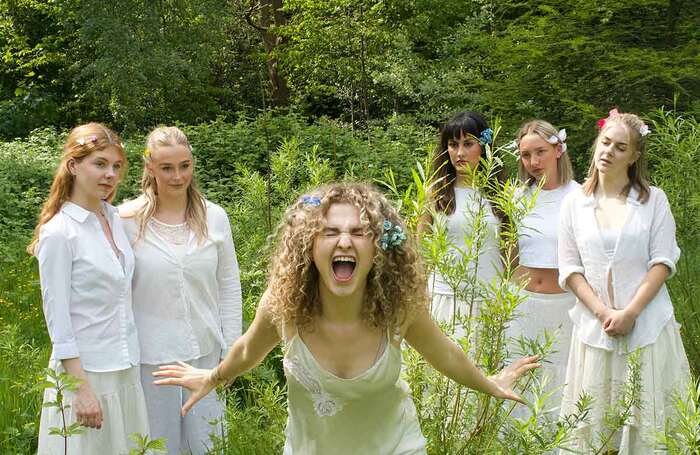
403;308;539;403
153;293;281;415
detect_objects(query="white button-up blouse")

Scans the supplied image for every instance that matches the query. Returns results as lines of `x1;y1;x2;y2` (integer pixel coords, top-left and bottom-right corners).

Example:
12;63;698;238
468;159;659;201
123;201;242;365
558;185;681;353
36;202;140;372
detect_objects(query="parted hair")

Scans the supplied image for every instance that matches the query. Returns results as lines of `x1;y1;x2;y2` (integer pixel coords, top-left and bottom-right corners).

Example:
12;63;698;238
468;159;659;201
266;182;428;331
27;123;126;255
515;119;574;186
133;126;208;243
582;112;651;203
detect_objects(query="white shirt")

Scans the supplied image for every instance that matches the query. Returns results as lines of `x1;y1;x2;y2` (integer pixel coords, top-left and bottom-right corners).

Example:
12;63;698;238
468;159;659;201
430;187;502;295
36;202;140;372
123;201;243;364
558;186;680;353
517;180;580;268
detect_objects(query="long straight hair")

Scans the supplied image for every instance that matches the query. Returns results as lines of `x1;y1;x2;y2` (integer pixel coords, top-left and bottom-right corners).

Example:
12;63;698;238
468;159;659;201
429;111;508;221
134;126;208;243
27;123;126;255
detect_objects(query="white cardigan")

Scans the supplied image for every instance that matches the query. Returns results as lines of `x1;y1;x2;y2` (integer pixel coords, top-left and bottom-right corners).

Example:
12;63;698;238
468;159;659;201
123;200;242;364
558;185;680;353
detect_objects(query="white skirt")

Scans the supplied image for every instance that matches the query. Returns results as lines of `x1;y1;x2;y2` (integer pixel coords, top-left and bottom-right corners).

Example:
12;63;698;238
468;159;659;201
507;290;576;416
559;319;690;454
430;291;484;344
38;362;149;455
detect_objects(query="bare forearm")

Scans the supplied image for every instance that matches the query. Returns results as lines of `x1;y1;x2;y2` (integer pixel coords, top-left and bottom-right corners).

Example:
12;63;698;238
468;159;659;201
567;273;607;319
432;341;502;397
625;264;669;318
61;357;88;383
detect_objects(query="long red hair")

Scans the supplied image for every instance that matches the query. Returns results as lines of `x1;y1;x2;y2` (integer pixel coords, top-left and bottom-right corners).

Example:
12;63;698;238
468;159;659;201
27;123;126;255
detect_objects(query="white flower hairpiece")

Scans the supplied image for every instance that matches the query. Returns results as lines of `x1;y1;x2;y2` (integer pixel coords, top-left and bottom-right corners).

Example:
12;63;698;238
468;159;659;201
639;123;650;137
546;128;568;153
76;135;97;146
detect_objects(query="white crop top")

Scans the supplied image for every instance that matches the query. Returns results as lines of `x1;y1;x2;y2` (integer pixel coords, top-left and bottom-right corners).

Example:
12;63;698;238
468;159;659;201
517;180;580;269
430;187;502;294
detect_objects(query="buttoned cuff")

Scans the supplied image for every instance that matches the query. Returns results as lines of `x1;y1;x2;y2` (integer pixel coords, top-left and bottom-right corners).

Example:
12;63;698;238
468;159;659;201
558;265;585;290
647;257;677;279
52;340;80;359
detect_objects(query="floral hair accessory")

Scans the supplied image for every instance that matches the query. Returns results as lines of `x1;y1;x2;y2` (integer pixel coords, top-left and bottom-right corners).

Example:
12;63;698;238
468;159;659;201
639;123;651;137
301;195;321;207
76;135;97;146
597;108;650;136
546;128;568;153
380;219;406;250
143;148;151;158
597;108;620;129
479;128;493;146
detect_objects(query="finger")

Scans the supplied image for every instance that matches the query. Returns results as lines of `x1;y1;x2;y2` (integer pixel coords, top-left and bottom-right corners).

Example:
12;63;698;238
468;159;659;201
504;390;525;404
181;390;205;417
156;364;184;372
177;361;193;368
152;369;184;378
517;362;541;375
153;377;185;387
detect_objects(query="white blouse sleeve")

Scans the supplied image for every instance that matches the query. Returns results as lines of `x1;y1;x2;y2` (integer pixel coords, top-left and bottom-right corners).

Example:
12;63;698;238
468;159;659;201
557;194;585;290
647;189;681;277
214;207;243;351
36;231;80;359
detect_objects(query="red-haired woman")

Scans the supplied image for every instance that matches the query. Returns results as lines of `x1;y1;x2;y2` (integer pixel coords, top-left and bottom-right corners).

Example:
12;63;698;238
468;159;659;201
29;123;148;454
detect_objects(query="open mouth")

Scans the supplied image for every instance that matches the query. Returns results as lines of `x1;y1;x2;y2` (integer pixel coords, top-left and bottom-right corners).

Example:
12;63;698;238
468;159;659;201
331;256;356;282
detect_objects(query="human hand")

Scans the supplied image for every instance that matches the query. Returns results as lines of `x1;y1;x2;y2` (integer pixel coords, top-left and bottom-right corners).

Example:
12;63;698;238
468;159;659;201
595;305;614;325
603;308;636;337
488;355;540;404
152;361;219;416
73;382;103;429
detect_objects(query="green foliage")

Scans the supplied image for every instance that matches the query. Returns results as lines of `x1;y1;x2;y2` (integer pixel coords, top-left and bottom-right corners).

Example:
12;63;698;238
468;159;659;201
0;109;698;452
128;433;167;455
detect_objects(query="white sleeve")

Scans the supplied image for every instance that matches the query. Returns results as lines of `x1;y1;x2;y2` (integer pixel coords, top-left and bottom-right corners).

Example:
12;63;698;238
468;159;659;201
36;231;80;359
557;194;585;290
214;208;243;352
647;189;681;277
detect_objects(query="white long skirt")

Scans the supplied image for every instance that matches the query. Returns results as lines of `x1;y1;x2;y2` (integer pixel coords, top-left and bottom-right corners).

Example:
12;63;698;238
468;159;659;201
559;319;690;454
140;350;225;455
507;290;576;417
430;292;482;343
37;362;149;455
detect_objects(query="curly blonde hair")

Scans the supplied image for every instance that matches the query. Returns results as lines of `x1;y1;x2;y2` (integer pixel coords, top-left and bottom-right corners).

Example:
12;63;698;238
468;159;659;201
267;182;428;331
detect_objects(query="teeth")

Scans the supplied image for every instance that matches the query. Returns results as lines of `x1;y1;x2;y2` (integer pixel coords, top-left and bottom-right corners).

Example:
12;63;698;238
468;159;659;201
333;256;355;263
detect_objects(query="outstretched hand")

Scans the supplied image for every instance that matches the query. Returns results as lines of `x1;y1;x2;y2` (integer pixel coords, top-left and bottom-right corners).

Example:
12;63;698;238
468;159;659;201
152;361;218;416
488;355;540;404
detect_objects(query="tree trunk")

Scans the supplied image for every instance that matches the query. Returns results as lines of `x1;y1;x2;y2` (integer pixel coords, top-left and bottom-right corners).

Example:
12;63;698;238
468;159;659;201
259;0;289;107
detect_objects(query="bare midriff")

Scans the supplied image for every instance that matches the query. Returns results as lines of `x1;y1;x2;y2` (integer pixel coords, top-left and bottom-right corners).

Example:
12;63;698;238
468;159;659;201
514;266;566;294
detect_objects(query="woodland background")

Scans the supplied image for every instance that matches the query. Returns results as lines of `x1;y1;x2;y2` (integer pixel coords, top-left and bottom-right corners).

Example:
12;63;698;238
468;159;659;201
1;1;699;453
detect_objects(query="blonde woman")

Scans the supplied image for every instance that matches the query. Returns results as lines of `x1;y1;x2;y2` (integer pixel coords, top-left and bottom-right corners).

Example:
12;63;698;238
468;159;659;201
509;119;580;415
30;123;148;454
152;182;539;455
119;126;242;454
558;111;690;452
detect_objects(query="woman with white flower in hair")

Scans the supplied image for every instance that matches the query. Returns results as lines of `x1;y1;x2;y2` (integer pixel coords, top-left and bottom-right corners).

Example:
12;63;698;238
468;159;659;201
153;182;539;454
119;126;242;454
558;110;690;453
508;119;580;416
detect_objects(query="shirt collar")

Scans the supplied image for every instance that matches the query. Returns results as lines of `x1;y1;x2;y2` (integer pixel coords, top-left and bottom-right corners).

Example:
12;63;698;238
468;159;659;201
62;201;116;223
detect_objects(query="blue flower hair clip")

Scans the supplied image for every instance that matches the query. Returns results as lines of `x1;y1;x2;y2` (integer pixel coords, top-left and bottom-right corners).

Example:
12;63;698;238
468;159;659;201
479;128;493;146
301;195;321;207
380;219;406;250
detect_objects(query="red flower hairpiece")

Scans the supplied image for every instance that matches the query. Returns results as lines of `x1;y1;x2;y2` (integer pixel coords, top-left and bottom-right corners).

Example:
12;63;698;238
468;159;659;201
597;108;620;129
